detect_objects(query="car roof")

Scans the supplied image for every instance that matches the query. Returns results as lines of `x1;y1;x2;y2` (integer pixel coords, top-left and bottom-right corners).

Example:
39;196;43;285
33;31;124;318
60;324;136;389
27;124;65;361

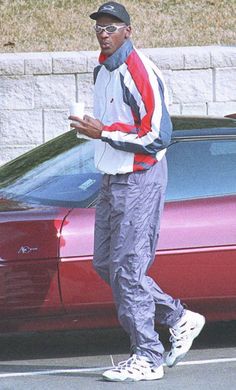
171;116;236;142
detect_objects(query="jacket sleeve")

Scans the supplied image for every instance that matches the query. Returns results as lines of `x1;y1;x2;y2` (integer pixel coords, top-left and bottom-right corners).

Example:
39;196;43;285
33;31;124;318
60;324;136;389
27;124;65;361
101;51;172;156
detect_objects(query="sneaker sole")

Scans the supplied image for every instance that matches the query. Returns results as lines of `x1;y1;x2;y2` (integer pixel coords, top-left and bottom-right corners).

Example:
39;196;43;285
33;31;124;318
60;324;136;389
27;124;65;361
103;375;164;382
102;368;164;382
166;314;206;368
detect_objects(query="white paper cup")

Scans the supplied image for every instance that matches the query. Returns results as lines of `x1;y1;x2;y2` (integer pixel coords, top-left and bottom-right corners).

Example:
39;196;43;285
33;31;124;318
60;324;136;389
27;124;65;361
69;102;85;118
69;102;91;140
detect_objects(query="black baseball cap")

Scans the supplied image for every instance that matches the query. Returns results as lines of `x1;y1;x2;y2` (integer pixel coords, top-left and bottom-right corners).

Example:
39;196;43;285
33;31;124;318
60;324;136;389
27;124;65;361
90;2;131;25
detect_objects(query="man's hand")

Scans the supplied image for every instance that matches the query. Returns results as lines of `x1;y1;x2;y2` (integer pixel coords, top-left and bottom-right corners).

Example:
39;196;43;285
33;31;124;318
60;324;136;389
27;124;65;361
69;115;103;139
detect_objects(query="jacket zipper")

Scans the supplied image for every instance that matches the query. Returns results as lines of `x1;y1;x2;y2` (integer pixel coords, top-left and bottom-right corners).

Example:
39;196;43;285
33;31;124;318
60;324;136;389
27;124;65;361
96;72;112;171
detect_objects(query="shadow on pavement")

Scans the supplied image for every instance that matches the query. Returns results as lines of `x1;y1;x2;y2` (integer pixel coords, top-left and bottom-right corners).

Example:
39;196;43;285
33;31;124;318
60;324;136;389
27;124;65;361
0;321;235;361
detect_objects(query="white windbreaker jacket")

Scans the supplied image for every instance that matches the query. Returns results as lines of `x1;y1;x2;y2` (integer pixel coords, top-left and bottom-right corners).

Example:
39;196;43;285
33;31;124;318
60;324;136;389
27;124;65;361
93;39;172;175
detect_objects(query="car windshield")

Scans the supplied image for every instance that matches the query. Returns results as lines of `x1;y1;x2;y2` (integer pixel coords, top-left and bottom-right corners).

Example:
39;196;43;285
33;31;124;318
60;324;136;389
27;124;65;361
0;131;102;208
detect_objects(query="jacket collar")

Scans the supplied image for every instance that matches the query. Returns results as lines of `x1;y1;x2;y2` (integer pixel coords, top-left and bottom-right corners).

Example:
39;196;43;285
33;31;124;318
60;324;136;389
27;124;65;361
99;39;133;71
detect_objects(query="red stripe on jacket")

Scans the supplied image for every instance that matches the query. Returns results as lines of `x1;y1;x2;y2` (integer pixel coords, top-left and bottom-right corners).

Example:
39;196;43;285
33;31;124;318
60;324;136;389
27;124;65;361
103;122;137;133
133;154;157;171
125;50;155;138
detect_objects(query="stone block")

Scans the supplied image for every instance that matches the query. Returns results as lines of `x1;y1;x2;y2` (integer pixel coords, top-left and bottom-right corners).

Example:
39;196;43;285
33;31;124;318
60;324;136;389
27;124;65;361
211;46;236;68
0;146;36;166
76;73;94;108
0;110;43;145
34;74;76;108
215;68;236;101
182;103;207;115
52;52;87;74
0;76;34;109
24;53;52;74
142;47;184;70
0;54;24;75
161;70;174;104
170;69;213;103
184;47;211;69
207;101;236;117
82;50;100;72
43;109;70;141
169;104;181;115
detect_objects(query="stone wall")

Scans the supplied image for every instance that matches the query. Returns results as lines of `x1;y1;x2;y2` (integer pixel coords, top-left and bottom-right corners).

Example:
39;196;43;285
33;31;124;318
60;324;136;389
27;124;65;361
0;46;236;165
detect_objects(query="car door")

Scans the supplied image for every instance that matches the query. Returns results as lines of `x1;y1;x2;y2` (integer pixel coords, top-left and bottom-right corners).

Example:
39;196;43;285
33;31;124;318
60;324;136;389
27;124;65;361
58;136;236;323
150;137;236;321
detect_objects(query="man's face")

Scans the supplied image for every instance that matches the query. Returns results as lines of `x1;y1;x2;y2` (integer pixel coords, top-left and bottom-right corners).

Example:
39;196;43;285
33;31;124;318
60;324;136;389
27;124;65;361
95;15;131;57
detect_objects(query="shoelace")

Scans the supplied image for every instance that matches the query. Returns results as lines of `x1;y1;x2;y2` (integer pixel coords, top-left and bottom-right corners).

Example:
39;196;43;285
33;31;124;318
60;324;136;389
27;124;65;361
169;327;189;346
117;354;151;370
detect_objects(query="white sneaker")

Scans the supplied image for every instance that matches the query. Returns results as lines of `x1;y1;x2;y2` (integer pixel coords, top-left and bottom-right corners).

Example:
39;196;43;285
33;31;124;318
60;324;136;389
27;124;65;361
102;354;164;382
166;310;205;367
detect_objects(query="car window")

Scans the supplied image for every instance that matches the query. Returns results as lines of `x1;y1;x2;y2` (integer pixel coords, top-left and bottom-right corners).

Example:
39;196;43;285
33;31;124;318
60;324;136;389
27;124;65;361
0;131;102;208
166;139;236;201
1;128;236;207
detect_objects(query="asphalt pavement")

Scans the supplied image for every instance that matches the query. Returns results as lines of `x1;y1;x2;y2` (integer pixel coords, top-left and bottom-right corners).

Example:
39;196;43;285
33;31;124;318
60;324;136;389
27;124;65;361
0;321;235;389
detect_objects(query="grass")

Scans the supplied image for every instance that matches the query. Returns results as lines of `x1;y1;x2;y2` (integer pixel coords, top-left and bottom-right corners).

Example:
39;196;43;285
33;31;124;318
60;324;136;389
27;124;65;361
0;0;235;53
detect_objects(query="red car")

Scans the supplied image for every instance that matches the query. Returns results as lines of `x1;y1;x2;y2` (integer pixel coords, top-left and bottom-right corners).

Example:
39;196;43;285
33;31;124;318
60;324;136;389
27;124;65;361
0;116;236;334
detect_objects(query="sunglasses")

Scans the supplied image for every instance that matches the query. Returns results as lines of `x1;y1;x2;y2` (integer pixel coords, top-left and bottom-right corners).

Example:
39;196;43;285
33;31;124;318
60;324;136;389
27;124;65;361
93;24;126;34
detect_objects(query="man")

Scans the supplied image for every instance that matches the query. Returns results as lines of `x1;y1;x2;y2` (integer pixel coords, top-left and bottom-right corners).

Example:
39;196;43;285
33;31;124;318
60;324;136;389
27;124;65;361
69;1;205;382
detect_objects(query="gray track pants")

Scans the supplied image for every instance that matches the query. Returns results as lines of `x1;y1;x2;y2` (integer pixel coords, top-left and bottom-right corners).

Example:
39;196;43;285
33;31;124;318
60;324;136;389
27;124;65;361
93;156;184;366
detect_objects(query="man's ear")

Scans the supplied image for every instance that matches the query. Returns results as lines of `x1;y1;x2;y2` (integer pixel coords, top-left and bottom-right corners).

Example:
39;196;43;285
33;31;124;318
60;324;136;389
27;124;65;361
125;25;132;39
